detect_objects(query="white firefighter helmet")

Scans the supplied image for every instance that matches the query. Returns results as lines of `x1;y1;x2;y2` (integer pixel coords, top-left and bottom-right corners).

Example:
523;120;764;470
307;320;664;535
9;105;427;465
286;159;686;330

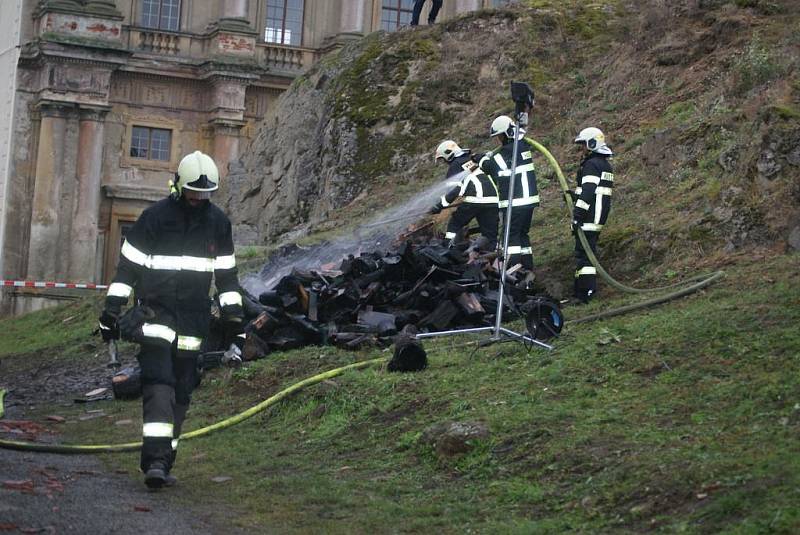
489;115;515;138
489;115;525;140
174;150;219;199
574;127;613;155
435;140;464;162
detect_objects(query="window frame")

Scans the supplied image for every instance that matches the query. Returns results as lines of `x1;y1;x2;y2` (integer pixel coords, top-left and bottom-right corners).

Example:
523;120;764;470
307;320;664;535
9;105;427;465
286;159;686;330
380;0;414;32
140;0;182;32
263;0;305;47
129;125;173;163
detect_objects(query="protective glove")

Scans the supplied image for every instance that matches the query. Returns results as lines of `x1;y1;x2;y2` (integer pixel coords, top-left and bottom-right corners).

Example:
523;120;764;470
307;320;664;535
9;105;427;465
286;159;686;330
566;191;578;204
98;310;120;343
571;220;582;234
428;203;443;215
118;305;156;343
470;152;485;164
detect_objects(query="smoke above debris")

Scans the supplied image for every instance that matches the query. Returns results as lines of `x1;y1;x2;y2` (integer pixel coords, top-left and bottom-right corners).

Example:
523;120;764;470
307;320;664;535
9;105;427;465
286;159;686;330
242;172;468;296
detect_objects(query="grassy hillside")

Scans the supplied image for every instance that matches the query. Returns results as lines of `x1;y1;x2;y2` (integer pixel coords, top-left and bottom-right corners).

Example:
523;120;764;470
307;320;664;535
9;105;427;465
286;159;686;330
3;252;798;533
2;0;799;533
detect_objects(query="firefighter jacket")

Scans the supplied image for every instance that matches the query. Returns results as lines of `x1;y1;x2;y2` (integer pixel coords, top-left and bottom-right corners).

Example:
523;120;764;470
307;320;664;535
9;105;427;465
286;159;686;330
104;197;243;356
478;139;540;209
438;153;499;209
573;153;614;232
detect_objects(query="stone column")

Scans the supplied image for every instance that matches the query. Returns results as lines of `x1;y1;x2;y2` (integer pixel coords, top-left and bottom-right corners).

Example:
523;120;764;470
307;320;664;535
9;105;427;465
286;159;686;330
211;118;246;180
222;0;247;18
27;101;73;280
68;105;109;282
208;76;248;178
219;0;250;31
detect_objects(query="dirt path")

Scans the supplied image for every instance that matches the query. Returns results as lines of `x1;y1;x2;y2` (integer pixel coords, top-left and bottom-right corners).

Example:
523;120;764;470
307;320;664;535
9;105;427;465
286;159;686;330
1;348;248;535
0;447;237;534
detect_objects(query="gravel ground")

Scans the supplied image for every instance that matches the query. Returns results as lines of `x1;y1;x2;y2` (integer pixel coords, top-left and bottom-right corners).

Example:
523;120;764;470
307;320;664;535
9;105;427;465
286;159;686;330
0;447;238;534
0;343;133;410
1;348;249;535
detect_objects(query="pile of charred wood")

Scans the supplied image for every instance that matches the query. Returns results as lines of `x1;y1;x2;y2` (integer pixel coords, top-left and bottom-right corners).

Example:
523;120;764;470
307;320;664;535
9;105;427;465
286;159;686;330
227;234;555;361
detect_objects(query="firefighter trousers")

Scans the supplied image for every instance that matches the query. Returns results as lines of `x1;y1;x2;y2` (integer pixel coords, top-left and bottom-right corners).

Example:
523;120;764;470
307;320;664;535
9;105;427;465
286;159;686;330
503;206;535;269
411;0;442;25
446;203;499;249
138;341;199;473
574;230;600;302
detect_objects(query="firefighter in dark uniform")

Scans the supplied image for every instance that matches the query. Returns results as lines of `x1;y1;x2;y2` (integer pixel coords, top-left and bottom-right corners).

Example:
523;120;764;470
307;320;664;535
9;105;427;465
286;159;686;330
429;140;499;249
98;151;245;489
479;116;540;269
571;127;614;303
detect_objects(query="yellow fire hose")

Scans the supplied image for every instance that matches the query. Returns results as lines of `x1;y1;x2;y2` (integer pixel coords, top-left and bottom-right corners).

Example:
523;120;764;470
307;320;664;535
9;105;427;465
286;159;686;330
0;358;384;454
0;141;723;454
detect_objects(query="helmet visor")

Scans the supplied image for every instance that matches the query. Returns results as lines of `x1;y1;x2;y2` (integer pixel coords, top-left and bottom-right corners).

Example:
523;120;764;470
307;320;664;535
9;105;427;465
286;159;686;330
184;174;218;191
183;188;213;200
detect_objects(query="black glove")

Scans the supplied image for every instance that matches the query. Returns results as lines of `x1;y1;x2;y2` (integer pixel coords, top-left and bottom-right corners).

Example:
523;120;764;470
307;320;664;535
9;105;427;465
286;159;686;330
567;191;578;203
118;306;156;343
571;220;582;233
98;310;119;343
428;203;443;215
470;152;485;164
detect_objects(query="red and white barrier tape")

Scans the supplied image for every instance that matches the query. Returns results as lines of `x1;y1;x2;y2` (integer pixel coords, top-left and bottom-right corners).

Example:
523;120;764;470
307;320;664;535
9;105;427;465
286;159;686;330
0;280;108;290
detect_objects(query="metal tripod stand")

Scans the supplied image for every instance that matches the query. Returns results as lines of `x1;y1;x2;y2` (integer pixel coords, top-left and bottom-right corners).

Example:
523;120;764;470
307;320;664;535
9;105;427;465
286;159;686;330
414;82;553;352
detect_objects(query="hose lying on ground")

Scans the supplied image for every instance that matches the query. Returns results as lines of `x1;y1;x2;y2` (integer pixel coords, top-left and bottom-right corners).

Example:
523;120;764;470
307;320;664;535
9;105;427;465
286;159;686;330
525;138;725;321
0;358;384;454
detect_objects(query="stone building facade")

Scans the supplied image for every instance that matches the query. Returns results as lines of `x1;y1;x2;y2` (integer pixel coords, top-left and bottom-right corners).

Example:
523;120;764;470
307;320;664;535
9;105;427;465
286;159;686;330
0;0;511;314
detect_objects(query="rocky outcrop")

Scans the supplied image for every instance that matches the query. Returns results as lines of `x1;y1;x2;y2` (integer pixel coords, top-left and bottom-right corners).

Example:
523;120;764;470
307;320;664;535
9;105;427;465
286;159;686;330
223;2;799;266
220;10;547;245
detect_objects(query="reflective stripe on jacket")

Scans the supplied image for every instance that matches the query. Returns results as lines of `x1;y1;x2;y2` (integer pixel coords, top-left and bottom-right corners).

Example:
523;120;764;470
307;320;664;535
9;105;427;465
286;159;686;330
478;140;540;208
573;154;613;232
105;197;243;355
439;153;499;207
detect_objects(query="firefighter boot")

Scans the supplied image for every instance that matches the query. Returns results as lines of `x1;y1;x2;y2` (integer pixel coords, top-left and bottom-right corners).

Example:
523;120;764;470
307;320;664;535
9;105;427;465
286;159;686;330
145;461;167;490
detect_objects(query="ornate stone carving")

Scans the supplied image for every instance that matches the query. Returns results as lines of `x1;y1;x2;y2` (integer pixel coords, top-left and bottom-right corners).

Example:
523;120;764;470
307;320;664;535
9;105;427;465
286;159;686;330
209;78;247;120
110;74;206;112
42;63;113;100
35;100;75;118
210;118;246;138
78;105;110;122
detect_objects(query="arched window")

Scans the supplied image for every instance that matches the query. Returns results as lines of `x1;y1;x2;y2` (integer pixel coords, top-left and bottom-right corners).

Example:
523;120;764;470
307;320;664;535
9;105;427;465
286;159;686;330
265;0;304;46
381;0;413;32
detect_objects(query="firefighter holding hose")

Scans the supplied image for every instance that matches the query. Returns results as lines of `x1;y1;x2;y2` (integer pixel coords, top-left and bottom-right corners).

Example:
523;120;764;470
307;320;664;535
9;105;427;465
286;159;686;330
98;151;245;489
429;140;499;249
